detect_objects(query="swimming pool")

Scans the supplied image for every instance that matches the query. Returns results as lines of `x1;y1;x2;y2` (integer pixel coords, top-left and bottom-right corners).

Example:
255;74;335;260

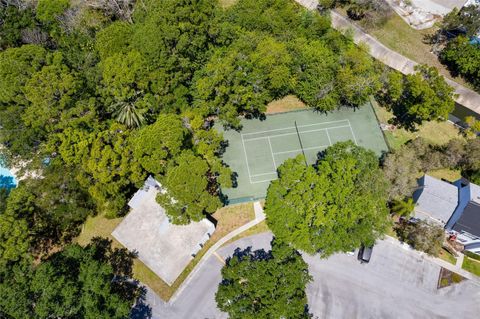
0;162;16;189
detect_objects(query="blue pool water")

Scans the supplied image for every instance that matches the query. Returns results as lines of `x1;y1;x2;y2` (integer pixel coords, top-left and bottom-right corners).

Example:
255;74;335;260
0;163;16;189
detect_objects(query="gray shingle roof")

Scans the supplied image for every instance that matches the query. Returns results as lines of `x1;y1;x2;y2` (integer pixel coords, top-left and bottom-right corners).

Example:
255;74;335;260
414;175;458;224
453;201;480;237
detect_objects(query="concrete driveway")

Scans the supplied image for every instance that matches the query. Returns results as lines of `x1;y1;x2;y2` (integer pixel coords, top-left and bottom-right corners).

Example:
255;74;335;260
145;232;480;319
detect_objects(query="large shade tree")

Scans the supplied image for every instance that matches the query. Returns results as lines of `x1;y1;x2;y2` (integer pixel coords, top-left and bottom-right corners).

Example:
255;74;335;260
386;65;456;129
0;165;95;259
0;238;140;318
265;141;390;256
156;150;222;224
216;238;312;319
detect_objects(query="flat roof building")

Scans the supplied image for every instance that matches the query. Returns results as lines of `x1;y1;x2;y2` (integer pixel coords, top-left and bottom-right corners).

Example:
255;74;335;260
112;176;215;285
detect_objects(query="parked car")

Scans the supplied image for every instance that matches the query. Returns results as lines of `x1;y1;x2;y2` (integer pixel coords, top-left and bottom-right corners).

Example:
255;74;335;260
358;245;373;263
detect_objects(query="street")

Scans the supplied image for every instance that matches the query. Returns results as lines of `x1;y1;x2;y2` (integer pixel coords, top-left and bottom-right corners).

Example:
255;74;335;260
145;232;480;319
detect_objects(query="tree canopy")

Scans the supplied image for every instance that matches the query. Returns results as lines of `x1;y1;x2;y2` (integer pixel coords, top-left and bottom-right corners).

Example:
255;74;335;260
1;0;392;225
382;65;456;129
265;142;390;256
0;238;139;318
216;238;312;319
0;0;466;315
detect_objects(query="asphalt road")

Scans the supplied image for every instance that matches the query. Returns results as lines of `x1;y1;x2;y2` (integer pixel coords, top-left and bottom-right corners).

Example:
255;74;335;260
145;232;480;319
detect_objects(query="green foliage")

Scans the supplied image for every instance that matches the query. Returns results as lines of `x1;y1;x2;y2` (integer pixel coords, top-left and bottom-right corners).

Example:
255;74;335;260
216;238;312;319
111;100;147;128
95;21;134;60
382;142;423;200
0;44;47;105
36;0;70;24
23;53;80;132
391;198;415;217
194;35;274;127
100;50;149;103
385;65;456;129
0;6;36;49
131;0;221;111
156;151;222;224
395;220;444;256
132;114;187;175
265;142;390;256
337;44;382;106
441;6;480;38
0;165;94;258
291;39;340;111
464;116;480;138
383;137;480;199
73;124;145;217
224;0;330;40
0;238;139;319
0;188;8;214
0;205;30;264
0;0;388;273
385;70;404;103
441;36;480;90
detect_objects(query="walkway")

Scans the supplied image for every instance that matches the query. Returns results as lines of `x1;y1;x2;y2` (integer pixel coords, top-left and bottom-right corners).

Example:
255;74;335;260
294;0;480;116
168;201;265;303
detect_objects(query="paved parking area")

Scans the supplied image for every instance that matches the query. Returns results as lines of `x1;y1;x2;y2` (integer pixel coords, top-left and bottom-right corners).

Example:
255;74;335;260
305;239;479;318
145;232;480;319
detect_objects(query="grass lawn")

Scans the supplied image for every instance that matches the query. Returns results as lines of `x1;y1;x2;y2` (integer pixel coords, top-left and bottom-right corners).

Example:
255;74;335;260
356;11;470;88
385;224;398;239
462;257;480;277
266;95;307;114
438;248;457;265
372;100;464;149
76;214;123;247
427;168;462;183
218;0;237;8
75;202;255;301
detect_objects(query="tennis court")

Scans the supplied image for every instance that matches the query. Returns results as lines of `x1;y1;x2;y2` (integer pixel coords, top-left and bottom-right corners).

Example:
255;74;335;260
217;102;388;203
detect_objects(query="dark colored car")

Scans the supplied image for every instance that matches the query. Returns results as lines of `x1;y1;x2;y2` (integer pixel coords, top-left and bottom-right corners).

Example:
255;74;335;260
358;245;373;264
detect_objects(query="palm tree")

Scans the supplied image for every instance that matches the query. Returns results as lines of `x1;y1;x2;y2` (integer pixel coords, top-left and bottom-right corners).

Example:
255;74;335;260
111;100;146;128
391;198;415;217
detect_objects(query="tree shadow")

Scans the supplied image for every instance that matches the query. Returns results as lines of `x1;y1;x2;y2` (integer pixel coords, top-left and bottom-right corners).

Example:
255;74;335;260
130;286;152;319
226;246;272;265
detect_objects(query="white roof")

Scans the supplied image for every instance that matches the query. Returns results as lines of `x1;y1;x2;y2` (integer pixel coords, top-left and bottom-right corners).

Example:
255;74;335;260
414;175;458;224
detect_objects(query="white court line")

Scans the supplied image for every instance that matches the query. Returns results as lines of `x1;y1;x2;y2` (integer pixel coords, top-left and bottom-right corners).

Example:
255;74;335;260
241;134;253;184
241;119;349;137
251;178;276;184
347;120;358;145
325;129;332;146
272;144;329;155
250;171;277;177
244;120;358;184
267;137;277;170
243;125;350;142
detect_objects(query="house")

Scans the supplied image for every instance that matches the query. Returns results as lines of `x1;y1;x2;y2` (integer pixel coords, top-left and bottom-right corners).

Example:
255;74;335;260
413;175;480;254
112;176;215;285
448;179;480;251
413;175;458;225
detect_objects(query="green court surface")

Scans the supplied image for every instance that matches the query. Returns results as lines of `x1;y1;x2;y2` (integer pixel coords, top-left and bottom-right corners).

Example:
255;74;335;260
216;102;388;203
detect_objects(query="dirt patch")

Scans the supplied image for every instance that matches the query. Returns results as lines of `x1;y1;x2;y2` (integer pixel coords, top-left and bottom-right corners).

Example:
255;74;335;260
438;267;465;289
266;95;307;114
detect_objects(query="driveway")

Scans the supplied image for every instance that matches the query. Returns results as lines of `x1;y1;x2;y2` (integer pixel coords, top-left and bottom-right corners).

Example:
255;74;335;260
145;232;480;319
